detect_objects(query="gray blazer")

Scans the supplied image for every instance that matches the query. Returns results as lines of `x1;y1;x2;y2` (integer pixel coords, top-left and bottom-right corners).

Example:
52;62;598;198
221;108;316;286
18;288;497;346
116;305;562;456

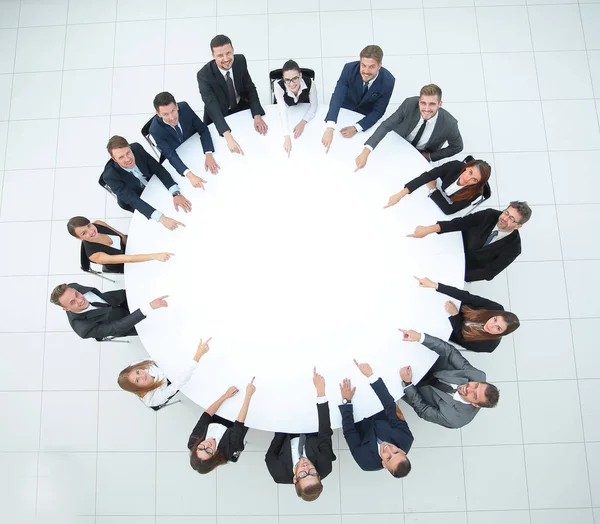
402;334;486;429
365;96;463;162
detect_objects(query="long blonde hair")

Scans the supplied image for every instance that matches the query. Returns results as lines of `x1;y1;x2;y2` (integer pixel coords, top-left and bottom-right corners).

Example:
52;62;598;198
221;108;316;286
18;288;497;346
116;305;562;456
117;360;165;396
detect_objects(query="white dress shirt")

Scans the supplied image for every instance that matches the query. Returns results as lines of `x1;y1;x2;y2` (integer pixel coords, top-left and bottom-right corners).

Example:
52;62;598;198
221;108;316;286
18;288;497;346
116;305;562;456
218;65;240;105
134;359;199;408
106;234;122;251
405;112;438;150
326;71;379;132
206;423;228;446
274;78;318;136
72;291;107;314
488;227;512;245
443;180;462;197
290;395;327;467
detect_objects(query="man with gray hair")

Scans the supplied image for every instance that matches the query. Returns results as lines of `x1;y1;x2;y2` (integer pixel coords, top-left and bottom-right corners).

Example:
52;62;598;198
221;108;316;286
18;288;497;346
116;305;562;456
408;201;532;282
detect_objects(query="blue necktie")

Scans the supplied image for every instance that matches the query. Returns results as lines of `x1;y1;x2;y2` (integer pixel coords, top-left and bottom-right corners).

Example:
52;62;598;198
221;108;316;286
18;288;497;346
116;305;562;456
483;230;498;247
361;81;369;99
175;124;183;143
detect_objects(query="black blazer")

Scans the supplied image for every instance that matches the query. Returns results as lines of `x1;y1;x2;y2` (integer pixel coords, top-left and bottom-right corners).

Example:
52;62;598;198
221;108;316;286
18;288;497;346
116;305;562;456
437;282;505;353
187;412;248;463
101;143;178;220
265;401;336;484
149;101;214;176
66;283;145;341
339;378;413;472
197;54;265;136
405;160;482;215
438;209;522;282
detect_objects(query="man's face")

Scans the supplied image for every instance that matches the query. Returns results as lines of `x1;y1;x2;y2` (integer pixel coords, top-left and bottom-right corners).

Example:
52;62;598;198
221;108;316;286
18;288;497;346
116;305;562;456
59;287;89;313
292;457;318;484
111;145;136;169
157;102;179;127
496;206;524;233
418;94;442;121
379;441;406;473
359;57;381;83
457;382;488;406
212;43;234;70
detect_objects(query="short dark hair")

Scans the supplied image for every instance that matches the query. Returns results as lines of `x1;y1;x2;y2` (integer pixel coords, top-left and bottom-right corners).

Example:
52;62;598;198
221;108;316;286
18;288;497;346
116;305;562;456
509;201;532;225
360;45;383;64
295;478;323;501
390;456;412;478
66;216;90;238
153;91;176;111
106;135;130;156
420;83;442;102
210;34;232;51
282;60;300;74
478;383;500;408
50;284;69;306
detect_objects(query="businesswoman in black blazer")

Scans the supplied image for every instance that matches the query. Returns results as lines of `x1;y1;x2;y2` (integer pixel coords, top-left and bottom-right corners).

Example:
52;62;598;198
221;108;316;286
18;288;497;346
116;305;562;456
415;276;520;353
188;377;256;474
385;158;491;215
67;216;173;273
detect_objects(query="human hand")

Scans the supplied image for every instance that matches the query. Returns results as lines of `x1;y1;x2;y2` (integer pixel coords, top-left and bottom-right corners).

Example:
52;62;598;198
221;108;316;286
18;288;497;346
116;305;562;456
204;153;220;175
414;276;437;289
224;386;239;399
313;367;325;396
293;120;306;139
339;378;355;400
159;216;186;230
254;115;268;135
400;366;413;383
321;128;334;153
185;172;207;190
283;136;292;158
398;328;421;342
245;377;256;396
197;337;212;357
354;149;370;172
407;225;432;239
353;359;373;378
225;134;244;155
173;194;192;213
340;126;357;138
384;192;405;209
153;252;174;262
149;295;169;310
445;301;459;316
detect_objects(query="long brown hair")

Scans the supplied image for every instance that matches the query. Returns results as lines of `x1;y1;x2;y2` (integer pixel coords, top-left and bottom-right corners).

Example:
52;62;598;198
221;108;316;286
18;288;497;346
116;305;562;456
117;360;165;395
461;306;520;341
189;439;228;473
451;160;491;202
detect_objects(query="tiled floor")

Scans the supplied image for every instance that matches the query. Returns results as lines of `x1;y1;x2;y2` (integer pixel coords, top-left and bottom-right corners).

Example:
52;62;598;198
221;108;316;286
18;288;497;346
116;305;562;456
0;0;599;523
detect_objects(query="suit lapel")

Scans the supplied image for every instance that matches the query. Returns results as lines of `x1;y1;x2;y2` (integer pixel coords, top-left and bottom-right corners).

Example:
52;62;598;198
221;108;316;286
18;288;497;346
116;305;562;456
211;60;229;97
426;109;444;147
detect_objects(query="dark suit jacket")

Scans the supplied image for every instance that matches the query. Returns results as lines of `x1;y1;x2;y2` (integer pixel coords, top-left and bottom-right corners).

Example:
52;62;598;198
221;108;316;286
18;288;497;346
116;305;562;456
65;283;145;341
339;378;413;472
365;96;463;162
437;209;522;282
149;101;215;176
405;160;481;215
325;61;395;132
101;142;178;220
437;283;505;353
265;401;336;483
197;54;265;136
187;412;248;463
403;334;486;429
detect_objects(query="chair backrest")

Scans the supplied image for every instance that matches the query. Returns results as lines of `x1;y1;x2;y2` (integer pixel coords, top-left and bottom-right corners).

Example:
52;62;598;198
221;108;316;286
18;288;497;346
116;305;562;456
269;68;316;103
141;116;166;163
150;393;180;411
80;242;91;272
98;172;118;200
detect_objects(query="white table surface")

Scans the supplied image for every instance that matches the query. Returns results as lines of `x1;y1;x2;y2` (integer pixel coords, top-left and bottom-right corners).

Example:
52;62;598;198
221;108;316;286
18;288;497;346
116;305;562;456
125;104;465;433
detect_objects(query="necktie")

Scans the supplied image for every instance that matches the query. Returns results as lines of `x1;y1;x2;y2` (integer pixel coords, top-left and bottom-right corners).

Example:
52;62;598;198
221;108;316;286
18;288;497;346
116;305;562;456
226;71;236;110
298;434;306;457
411;120;427;148
483;230;498;246
175;124;183;143
431;378;457;396
90;301;110;308
361;81;369;99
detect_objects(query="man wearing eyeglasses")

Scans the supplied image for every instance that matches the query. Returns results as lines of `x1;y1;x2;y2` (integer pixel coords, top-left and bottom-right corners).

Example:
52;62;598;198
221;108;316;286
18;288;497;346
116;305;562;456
265;368;336;502
408;201;532;282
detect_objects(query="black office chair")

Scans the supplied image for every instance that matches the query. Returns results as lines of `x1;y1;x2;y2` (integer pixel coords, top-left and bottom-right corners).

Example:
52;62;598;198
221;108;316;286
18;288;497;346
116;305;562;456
80;243;116;283
150;394;181;411
141;117;165;163
269;68;316;104
98;172;134;214
462;155;492;215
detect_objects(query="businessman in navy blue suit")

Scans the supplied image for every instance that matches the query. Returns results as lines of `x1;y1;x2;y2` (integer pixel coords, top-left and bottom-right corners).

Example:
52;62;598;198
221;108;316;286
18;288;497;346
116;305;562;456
322;45;395;153
150;91;220;190
338;360;413;478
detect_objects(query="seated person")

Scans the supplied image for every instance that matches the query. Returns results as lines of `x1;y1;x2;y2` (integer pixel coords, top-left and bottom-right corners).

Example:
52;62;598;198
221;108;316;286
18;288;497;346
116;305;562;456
339;360;413;477
265;368;336;502
150;91;219;189
188;378;256;474
273;60;318;157
49;283;168;341
322;45;395;153
408;201;532;282
384;158;490;215
67;216;173;273
356;84;463;169
415;277;520;353
118;337;211;409
102;135;191;231
398;329;500;429
197;34;267;155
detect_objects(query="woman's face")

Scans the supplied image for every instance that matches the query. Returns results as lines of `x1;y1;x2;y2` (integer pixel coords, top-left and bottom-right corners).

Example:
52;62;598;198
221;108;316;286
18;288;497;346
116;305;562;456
283;70;302;92
128;368;152;387
483;316;508;335
195;438;217;460
458;166;482;187
75;222;98;240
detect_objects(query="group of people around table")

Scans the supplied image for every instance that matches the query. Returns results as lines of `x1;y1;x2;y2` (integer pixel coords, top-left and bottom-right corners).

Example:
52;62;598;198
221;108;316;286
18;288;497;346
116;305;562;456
47;34;533;500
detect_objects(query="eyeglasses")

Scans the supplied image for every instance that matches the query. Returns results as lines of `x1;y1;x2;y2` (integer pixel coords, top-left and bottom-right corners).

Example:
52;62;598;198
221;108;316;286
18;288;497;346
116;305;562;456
297;468;318;479
501;208;521;225
283;76;300;85
197;445;213;456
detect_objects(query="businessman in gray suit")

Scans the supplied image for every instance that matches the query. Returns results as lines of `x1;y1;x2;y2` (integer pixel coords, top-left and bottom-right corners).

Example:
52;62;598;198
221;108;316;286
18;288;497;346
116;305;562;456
355;84;463;171
397;328;499;429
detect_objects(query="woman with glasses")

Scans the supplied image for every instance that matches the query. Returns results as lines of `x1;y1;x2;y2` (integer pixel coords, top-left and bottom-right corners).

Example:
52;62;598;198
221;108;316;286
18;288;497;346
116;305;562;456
384;158;491;215
117;338;211;409
188;377;256;474
415;276;520;352
274;59;318;156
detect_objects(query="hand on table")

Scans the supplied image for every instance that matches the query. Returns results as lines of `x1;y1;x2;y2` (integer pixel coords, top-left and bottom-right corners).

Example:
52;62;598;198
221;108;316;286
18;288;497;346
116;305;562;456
339;378;355;400
293;120;306;139
445;301;459;316
283;136;292;157
173;194;192;212
224;133;244;155
400;366;413;383
414;276;437;289
245;377;256;396
152;252;174;262
149;295;169;310
340;126;357;138
254;115;268;135
407;225;432;239
398;328;421;342
354;149;370;172
159;215;186;230
186;171;207;190
353;359;373;378
384;192;405;209
321;128;334;153
197;337;212;358
223;386;239;399
204;153;220;175
313;367;326;396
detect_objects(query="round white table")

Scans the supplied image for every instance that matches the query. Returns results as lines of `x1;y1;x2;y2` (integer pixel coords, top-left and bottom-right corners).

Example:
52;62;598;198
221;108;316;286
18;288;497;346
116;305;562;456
125;104;465;433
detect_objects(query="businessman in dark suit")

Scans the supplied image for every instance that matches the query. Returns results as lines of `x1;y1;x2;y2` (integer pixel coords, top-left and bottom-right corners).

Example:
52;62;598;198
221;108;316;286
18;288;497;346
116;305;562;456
49;283;168;341
322;45;395;153
102;136;191;231
355;84;463;170
397;328;500;429
150;91;219;189
408;201;532;282
265;368;336;502
197;34;267;155
339;360;413;478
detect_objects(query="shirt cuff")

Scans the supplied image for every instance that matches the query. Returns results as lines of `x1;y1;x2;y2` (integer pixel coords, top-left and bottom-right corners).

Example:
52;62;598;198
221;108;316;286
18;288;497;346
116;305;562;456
365;144;373;151
204;151;214;155
419;333;426;344
354;123;363;133
168;184;180;195
326;121;336;129
368;375;380;384
141;304;152;316
183;169;190;176
151;210;163;222
316;396;328;404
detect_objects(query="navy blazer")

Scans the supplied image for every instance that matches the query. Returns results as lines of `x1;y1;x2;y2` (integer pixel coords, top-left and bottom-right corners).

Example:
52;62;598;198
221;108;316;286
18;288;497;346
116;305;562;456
102;142;178;220
325;61;395;131
339;378;413;472
149;101;215;176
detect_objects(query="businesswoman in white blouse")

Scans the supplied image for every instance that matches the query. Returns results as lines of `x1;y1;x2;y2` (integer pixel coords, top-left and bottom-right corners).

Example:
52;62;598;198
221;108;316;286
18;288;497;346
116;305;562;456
274;59;318;156
117;337;211;409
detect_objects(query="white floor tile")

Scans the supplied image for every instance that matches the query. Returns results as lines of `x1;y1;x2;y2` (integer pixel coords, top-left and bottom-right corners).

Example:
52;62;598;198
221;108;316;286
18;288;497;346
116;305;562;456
494;153;554;206
246;59;271;109
517;205;562;262
0;333;44;390
160;517;216;524
488;101;547;152
425;0;473;6
579;379;600;441
52;166;107;220
550;151;600;204
99;336;150;389
461;336;518;382
373;0;423;6
0;121;6;167
0;221;51;275
580;4;600;49
0;452;38;521
219;0;267;15
557;204;600;260
571;318;600;379
399;400;463;448
117;0;167;21
111;66;165;115
564;260;600;318
114;20;166;67
372;9;427;56
0;169;55;221
530;509;594;524
268;0;318;12
99;518;156;524
424;8;479;54
321;56;352;102
320;11;373;58
0;275;48;332
165;17;217;65
429;54;485;102
268;13;321;60
67;0;117;24
442;101;492;151
216;15;268;60
342;516;403;524
237;426;274;452
482;52;539;102
0;392;42;450
44;332;100;390
56;116;110;168
467;511;531;524
0;29;17;74
589;50;600;95
218;518;273;524
156;396;203;450
96;452;156;515
381;55;431;105
586;442;600;506
10;71;62;120
165;63;206;112
14;26;66;73
535;51;594;100
19;0;68;27
167;0;217;17
5;119;59;170
528;5;585;51
157;452;216;515
405;514;467;524
476;6;532;52
0;0;20;28
0;73;12;121
60;68;113;118
64;23;116;71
